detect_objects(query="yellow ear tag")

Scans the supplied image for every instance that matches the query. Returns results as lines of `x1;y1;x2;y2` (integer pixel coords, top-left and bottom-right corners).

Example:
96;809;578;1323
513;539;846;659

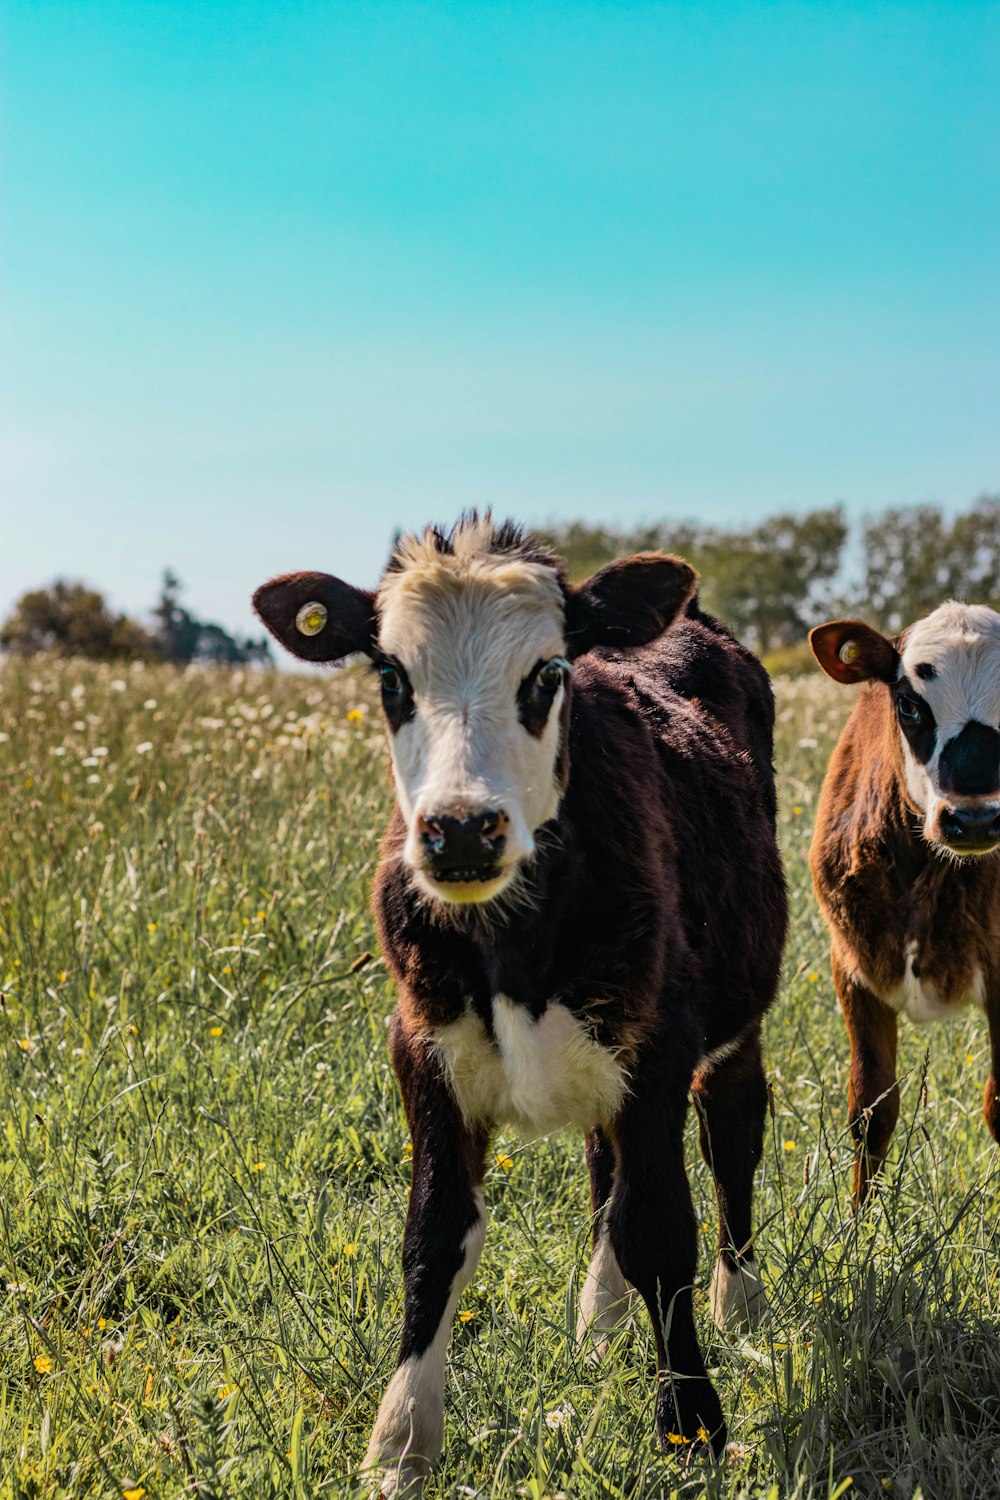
295;601;327;637
838;639;859;665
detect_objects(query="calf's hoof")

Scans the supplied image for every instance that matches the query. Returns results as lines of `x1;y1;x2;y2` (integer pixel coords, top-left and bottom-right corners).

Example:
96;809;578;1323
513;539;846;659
709;1255;766;1334
363;1457;431;1498
656;1375;726;1459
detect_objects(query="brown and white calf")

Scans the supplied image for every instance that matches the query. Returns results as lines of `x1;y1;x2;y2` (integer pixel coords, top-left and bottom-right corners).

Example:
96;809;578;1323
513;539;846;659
254;516;787;1488
810;603;1000;1207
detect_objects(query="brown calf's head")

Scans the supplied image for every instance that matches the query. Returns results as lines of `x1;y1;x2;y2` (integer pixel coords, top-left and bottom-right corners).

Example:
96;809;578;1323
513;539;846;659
254;515;696;906
811;604;1000;857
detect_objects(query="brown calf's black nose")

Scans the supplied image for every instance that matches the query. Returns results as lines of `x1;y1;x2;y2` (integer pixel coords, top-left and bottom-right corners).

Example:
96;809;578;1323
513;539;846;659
940;803;1000;849
417;810;509;882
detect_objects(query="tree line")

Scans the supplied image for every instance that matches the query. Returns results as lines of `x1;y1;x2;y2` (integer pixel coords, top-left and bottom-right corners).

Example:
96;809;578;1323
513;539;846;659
539;496;1000;653
0;570;272;666
3;496;997;665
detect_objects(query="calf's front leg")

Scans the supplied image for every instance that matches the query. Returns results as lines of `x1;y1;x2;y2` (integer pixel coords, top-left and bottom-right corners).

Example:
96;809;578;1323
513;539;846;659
833;952;899;1209
363;1018;488;1494
607;1053;726;1456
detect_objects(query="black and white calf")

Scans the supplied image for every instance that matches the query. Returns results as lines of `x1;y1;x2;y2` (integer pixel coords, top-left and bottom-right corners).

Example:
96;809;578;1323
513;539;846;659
254;516;787;1488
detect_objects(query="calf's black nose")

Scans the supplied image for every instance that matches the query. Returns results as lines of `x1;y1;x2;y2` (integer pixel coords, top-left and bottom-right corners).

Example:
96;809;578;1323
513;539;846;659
940;803;1000;849
417;809;509;882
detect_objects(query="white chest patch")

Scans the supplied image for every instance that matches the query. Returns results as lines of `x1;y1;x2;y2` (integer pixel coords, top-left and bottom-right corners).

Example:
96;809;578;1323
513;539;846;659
432;996;627;1135
874;943;986;1024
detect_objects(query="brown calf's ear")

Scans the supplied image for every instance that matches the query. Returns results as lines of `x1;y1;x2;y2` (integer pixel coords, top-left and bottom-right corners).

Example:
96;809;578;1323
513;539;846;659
564;553;698;657
809;619;899;685
252;572;376;663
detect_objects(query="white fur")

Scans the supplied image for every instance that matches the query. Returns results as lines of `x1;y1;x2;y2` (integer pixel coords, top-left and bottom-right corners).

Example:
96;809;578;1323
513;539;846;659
862;943;987;1025
363;1197;486;1491
576;1231;634;1357
433;997;627;1135
897;603;1000;836
376;524;568;904
709;1256;766;1333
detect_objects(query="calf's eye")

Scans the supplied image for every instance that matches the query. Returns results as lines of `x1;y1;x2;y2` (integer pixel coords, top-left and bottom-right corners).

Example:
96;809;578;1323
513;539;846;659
380;664;404;695
537;658;570;693
897;695;921;722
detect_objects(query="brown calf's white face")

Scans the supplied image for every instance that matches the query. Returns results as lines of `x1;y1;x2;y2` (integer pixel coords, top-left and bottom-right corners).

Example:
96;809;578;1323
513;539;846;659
895;604;1000;854
812;601;1000;858
376;530;569;905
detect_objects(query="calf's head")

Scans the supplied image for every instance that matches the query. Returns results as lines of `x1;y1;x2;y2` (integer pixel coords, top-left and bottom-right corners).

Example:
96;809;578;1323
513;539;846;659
811;602;1000;857
254;515;695;905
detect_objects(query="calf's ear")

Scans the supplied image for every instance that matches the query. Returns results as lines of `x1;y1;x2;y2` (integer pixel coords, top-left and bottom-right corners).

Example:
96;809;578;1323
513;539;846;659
252;572;376;663
809;619;899;685
564;553;697;657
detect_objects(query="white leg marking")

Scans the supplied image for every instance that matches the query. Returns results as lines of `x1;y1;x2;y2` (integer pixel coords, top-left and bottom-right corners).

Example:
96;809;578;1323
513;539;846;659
576;1231;633;1358
363;1196;486;1492
709;1255;766;1334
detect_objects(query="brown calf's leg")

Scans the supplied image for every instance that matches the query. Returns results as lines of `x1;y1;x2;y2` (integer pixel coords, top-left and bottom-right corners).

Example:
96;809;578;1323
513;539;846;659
833;953;899;1209
693;1026;768;1334
576;1126;633;1356
363;1018;489;1495
607;1050;726;1456
984;980;1000;1143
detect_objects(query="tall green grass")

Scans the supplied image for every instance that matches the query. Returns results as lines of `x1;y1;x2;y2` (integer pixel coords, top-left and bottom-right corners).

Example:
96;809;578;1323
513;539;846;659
0;656;997;1499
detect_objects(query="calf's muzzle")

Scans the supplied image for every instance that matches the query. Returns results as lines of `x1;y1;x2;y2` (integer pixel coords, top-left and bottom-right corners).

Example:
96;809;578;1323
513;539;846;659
416;809;510;883
938;802;1000;853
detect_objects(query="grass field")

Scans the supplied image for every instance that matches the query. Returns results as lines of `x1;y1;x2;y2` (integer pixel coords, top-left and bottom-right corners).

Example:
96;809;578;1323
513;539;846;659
1;654;998;1500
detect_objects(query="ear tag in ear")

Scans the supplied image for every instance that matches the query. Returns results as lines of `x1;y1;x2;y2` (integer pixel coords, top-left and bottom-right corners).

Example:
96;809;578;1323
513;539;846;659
838;639;859;666
295;601;328;637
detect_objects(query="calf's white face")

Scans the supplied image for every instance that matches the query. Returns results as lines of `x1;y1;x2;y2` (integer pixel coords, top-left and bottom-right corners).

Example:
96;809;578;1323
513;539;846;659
375;531;569;904
253;516;697;906
812;602;1000;857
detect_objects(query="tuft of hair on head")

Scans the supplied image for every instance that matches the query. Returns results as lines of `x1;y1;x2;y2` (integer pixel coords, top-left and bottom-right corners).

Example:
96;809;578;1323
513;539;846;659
385;511;564;580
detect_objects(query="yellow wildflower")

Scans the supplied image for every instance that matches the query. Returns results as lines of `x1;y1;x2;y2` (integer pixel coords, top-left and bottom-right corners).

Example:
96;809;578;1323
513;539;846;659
147;922;158;933
209;1025;223;1037
783;1140;796;1152
343;1243;357;1257
496;1151;514;1173
458;1309;475;1323
346;707;365;723
217;1382;237;1401
123;1489;146;1500
33;1354;52;1374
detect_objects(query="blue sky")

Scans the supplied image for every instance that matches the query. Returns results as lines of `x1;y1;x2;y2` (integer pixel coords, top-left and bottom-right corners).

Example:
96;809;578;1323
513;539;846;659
2;0;998;635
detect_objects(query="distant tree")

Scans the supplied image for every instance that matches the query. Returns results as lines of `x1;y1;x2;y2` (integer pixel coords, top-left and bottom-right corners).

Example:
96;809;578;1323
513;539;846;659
539;506;847;651
152;569;202;662
535;521;625;581
0;581;156;660
152;570;272;667
698;507;848;652
862;497;1000;630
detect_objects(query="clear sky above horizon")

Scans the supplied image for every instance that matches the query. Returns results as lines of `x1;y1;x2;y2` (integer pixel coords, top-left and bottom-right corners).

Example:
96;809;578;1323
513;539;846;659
2;0;998;636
